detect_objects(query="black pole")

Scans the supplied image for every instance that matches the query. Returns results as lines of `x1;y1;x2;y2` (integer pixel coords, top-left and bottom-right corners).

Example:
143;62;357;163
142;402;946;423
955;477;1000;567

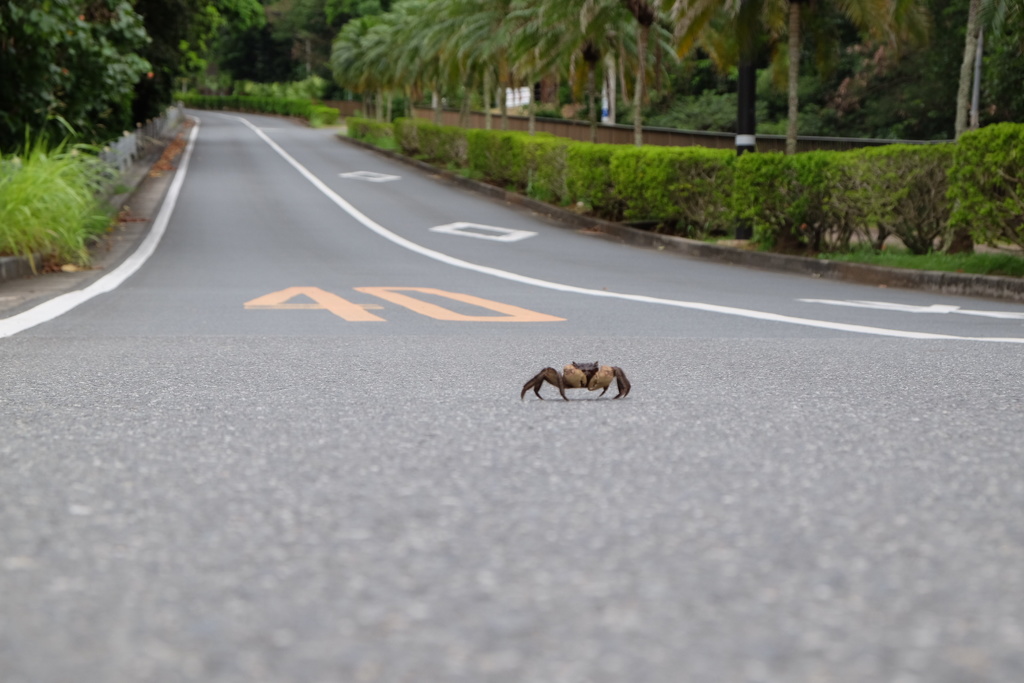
736;61;756;156
736;0;757;157
734;0;758;239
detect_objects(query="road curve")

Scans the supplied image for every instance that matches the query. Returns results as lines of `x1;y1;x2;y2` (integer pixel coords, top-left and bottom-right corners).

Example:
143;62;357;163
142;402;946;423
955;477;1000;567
1;111;1022;683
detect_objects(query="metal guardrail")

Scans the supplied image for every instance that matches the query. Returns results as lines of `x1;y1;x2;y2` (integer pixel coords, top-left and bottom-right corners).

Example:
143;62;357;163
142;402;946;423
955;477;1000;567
99;103;186;174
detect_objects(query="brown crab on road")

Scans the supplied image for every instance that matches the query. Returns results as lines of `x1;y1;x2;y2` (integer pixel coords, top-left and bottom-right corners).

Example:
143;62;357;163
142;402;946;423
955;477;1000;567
521;361;631;401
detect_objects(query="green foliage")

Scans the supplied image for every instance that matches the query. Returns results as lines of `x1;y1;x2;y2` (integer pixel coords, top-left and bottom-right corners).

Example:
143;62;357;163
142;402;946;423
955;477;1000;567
821;246;1024;278
393;118;421;155
133;0;265;121
609;146;734;238
565;144;621;218
180;93;340;126
465;130;525;189
847;144;956;254
524;137;572;204
0;0;151;148
948;123;1024;249
347;117;395;147
309;105;341;127
0;138;113;266
234;76;330;100
733;151;847;251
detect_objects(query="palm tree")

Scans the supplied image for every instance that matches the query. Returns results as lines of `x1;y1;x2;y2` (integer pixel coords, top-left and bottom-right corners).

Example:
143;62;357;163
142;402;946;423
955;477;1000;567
778;0;929;153
531;0;635;141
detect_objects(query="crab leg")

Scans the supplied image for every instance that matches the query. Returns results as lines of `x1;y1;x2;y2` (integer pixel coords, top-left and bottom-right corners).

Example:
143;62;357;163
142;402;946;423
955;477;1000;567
520;367;568;401
611;366;631;399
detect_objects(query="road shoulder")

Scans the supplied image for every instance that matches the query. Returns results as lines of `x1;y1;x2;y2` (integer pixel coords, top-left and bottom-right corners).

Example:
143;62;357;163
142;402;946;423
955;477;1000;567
0;123;191;319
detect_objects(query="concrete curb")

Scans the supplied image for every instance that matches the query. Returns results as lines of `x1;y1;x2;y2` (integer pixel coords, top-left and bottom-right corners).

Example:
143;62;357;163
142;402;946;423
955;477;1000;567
338;135;1024;304
0;254;39;282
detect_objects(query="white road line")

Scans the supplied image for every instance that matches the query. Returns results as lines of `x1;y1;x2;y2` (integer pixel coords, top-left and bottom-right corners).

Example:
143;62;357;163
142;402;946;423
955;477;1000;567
256;116;1024;344
0;120;201;339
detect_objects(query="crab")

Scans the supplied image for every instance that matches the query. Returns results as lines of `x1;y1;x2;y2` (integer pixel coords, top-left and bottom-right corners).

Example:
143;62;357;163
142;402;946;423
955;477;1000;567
520;361;631;401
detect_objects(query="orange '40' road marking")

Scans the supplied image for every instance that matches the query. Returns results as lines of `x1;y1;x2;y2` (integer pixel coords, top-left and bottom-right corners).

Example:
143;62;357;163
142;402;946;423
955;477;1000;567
243;287;564;323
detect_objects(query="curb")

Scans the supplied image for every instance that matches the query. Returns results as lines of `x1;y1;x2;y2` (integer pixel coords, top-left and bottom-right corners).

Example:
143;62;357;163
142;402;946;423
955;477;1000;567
0;254;39;282
338;135;1024;304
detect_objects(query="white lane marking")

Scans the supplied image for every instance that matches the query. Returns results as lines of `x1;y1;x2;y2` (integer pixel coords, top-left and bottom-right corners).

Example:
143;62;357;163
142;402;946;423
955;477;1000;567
0;120;201;339
339;170;401;183
231;115;1024;344
801;299;1024;320
430;222;537;243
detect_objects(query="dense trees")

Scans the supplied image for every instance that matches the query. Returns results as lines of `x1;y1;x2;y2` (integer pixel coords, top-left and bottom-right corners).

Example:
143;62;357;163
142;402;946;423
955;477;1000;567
0;1;151;147
1;0;1021;149
0;0;264;148
324;0;1021;143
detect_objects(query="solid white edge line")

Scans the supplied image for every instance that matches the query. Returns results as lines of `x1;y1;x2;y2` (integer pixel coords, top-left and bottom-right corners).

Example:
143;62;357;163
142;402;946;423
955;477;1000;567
0;119;201;339
244;115;1024;345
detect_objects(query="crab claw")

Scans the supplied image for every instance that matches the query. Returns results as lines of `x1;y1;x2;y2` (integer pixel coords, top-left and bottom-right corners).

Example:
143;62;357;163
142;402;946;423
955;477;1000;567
521;367;568;401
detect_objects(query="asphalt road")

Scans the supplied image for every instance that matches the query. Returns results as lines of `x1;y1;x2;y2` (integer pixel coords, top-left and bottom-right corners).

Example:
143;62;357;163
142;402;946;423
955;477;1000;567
2;111;1023;683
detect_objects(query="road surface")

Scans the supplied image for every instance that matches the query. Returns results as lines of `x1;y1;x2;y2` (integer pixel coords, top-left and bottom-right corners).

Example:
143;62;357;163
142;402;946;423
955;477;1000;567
2;111;1022;683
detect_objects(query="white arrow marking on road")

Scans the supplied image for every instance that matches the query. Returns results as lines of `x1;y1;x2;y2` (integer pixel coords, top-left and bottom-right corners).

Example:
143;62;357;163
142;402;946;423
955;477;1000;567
231;115;1024;345
800;299;1024;320
430;222;537;243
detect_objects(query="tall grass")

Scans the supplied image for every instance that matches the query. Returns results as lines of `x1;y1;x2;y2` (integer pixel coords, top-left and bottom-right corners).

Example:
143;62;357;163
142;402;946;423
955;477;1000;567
0;138;112;267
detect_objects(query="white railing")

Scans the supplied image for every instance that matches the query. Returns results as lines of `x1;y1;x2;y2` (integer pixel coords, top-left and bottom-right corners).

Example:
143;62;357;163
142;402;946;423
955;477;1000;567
100;103;186;174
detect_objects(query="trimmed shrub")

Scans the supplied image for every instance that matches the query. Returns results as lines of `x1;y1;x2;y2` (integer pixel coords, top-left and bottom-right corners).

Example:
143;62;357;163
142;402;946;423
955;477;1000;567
180;93;338;128
566;143;621;218
609;146;734;239
846;143;955;254
309;106;340;128
393;117;420;155
393;118;468;167
524;136;571;204
733;151;846;251
419;122;468;167
347;117;394;146
948;123;1024;249
467;130;530;190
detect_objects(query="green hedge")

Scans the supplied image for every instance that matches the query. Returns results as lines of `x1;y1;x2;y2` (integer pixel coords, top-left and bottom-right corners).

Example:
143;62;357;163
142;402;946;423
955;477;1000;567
346;116;1024;256
180;93;340;128
610;146;734;238
348;117;395;145
847;144;955;254
733;151;846;250
948;123;1024;249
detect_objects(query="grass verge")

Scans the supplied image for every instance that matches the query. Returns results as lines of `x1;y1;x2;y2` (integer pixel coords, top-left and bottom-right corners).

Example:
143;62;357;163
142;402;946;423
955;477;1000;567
0;138;113;268
819;247;1024;278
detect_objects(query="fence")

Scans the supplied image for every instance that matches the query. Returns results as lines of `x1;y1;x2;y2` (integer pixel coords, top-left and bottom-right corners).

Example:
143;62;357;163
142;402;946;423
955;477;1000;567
99;103;187;174
406;107;950;153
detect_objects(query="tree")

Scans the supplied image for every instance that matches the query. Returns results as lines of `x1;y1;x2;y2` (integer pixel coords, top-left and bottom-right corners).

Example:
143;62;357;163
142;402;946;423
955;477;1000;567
0;0;151;147
131;0;264;120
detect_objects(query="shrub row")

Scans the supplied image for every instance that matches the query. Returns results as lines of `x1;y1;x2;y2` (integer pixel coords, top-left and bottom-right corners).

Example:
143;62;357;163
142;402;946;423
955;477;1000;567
386;117;735;239
352;116;1023;254
180;93;340;128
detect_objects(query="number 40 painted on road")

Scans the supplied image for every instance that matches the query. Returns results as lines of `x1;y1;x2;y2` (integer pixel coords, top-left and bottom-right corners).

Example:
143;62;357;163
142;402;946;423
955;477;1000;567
244;287;564;322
